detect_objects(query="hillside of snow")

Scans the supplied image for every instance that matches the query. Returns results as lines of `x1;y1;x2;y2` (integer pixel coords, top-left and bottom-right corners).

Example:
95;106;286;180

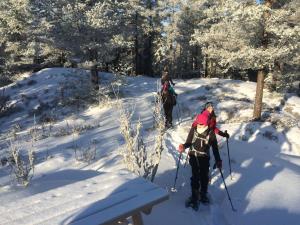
0;68;300;225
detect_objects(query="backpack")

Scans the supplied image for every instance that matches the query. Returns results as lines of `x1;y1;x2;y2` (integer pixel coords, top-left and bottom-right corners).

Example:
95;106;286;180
191;127;210;154
162;81;170;92
162;81;176;105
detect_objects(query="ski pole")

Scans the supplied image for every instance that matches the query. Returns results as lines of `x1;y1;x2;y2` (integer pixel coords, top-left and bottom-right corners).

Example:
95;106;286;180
209;163;217;184
225;130;233;179
219;168;236;211
174;98;180;125
171;153;182;192
184;152;190;168
177;102;182;124
175;104;180;125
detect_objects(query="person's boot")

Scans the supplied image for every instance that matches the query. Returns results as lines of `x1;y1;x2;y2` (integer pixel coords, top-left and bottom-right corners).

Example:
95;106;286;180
185;189;199;211
185;196;199;211
200;192;210;205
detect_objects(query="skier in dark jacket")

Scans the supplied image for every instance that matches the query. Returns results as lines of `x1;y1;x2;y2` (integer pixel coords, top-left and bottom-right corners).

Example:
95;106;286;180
178;103;229;211
192;102;229;139
160;70;177;128
161;70;175;86
161;81;176;128
194;102;230;159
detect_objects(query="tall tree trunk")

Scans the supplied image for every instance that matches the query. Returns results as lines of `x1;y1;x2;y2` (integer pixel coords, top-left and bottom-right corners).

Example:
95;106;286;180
143;0;155;76
90;64;99;90
134;12;139;76
253;0;273;120
204;54;208;77
253;70;265;120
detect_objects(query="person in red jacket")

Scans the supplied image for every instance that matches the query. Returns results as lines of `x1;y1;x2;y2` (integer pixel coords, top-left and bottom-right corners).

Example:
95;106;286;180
192;102;229;138
195;102;229;155
178;102;229;210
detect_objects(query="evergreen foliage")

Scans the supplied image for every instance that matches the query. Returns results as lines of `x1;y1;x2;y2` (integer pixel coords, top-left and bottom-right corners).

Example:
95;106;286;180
0;0;299;92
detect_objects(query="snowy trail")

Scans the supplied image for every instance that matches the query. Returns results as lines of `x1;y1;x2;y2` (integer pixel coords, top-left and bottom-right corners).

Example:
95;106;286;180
150;126;231;225
152;112;300;225
1;70;300;225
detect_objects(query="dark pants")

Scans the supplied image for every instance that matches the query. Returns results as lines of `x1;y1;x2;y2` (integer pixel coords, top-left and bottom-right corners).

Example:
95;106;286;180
189;155;210;202
163;103;173;127
209;132;219;153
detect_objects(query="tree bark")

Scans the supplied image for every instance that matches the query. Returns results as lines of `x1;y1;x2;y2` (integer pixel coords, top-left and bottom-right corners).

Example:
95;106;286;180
252;0;273;120
253;69;265;120
90;65;99;90
204;54;208;77
134;12;139;76
146;1;154;76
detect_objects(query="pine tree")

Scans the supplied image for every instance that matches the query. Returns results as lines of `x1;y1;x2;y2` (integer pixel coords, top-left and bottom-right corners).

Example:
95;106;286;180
0;0;34;71
192;0;300;120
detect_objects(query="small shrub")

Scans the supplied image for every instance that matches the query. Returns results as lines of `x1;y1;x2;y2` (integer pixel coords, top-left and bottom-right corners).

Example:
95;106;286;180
227;110;235;121
245;127;254;135
16;82;24;88
204;85;213;90
285;105;300;120
195;95;207;101
262;131;278;142
117;85;165;182
239;97;252;103
27;79;37;86
39;113;57;123
8;140;35;186
0;76;12;87
0;89;10;113
74;140;97;163
239;135;249;141
1;156;15;166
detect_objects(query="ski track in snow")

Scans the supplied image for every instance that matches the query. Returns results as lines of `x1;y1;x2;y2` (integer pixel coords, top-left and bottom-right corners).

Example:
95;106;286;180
1;69;300;225
163;128;231;225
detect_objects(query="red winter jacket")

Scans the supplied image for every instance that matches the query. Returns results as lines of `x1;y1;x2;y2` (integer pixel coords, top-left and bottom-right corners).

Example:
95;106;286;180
192;110;221;135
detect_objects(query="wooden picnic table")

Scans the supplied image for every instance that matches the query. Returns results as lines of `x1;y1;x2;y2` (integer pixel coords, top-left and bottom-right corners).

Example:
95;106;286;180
0;170;169;225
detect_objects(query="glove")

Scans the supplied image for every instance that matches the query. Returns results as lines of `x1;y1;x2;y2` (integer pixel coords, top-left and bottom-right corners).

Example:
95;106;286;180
178;144;185;153
219;130;230;139
224;130;230;139
216;160;222;169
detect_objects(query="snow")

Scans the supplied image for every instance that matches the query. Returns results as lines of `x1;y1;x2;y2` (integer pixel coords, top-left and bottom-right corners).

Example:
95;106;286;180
0;170;168;225
1;68;300;225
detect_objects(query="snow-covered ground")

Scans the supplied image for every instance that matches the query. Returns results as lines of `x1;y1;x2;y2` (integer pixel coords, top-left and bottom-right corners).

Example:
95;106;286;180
0;68;299;225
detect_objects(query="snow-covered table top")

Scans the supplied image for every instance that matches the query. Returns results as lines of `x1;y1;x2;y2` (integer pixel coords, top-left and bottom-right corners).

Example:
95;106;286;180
0;170;169;225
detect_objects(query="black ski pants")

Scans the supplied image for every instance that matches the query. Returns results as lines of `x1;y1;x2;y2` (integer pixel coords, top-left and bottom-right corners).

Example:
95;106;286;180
189;154;210;201
163;103;173;127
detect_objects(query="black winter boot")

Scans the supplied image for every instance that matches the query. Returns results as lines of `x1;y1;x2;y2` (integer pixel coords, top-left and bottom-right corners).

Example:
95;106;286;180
200;192;210;204
185;188;200;211
185;196;199;211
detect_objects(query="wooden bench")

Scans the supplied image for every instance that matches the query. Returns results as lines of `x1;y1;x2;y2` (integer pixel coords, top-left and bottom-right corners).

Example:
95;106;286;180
0;170;169;225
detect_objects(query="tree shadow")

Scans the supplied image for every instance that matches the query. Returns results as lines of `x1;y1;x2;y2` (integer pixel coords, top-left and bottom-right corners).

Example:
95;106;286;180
0;169;102;202
157;116;300;225
216;121;300;225
59;171;169;225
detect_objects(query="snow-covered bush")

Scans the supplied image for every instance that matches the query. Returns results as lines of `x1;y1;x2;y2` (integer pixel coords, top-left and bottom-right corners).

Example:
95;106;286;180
118;85;165;182
74;140;97;163
118;99;142;173
0;75;12;87
7;140;35;187
147;92;165;182
0;89;10;113
5;117;38;186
